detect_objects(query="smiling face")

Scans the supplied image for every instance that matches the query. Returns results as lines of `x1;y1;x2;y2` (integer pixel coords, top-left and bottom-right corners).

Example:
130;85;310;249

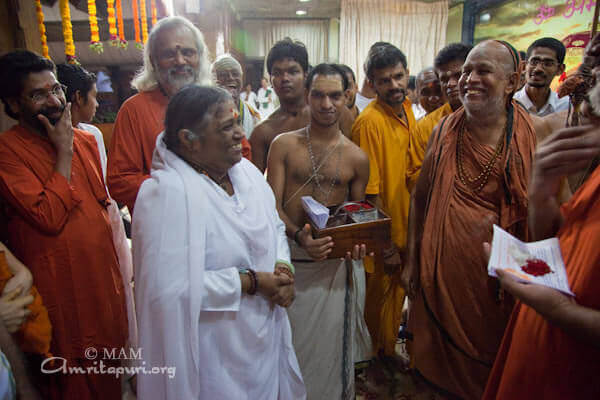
370;62;409;108
215;67;243;103
9;70;67;134
417;70;443;113
436;59;464;110
526;47;564;89
270;58;306;102
306;73;346;128
188;99;244;173
459;42;517;115
152;25;200;96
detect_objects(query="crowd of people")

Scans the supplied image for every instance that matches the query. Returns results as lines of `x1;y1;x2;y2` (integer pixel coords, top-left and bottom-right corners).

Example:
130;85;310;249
0;13;598;400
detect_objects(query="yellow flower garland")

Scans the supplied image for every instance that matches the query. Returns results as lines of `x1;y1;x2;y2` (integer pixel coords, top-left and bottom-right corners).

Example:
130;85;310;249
59;0;78;64
107;0;118;45
87;0;103;53
35;0;49;59
140;0;149;44
151;0;157;27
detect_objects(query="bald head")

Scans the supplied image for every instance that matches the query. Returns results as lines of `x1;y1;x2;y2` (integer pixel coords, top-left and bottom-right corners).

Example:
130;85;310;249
459;40;520;115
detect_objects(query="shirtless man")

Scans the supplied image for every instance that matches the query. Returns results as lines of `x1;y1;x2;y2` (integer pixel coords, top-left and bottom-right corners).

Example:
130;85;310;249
267;63;370;399
249;38;311;172
250;38;354;172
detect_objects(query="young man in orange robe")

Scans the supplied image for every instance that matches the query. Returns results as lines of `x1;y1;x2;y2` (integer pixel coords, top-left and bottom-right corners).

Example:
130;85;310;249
0;50;127;399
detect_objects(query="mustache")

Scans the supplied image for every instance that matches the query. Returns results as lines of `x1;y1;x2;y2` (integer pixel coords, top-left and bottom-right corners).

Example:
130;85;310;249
36;105;65;124
168;65;194;77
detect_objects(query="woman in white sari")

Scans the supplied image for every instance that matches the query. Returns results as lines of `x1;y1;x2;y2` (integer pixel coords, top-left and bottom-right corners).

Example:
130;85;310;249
133;86;305;399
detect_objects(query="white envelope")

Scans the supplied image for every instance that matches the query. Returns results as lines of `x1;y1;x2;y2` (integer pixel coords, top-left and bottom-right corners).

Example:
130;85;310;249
301;196;330;229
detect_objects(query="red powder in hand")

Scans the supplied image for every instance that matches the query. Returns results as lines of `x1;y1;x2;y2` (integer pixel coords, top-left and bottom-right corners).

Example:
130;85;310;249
521;259;552;276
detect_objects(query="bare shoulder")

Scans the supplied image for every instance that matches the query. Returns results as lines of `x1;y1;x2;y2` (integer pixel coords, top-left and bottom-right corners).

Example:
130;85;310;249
341;135;369;165
531;110;569;142
271;128;305;147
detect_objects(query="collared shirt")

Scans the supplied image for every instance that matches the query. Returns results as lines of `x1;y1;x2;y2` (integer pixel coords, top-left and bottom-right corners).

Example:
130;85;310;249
411;103;427;120
352;98;416;248
513;86;569;117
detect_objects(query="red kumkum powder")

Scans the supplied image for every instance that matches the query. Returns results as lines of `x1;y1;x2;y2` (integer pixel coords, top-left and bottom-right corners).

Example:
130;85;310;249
521;258;552;276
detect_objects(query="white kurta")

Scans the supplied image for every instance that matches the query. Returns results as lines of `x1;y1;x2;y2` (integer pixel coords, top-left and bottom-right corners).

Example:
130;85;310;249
133;133;305;400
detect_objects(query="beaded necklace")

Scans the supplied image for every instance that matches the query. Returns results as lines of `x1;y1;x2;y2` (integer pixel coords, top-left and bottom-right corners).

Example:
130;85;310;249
305;126;342;204
456;119;506;193
187;159;230;191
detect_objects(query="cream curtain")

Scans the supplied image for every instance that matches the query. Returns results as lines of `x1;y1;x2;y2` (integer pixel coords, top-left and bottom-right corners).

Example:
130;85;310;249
340;0;448;86
243;19;330;73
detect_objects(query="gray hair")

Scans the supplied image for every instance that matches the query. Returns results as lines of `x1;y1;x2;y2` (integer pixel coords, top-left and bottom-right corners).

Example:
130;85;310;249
132;16;212;92
210;54;242;77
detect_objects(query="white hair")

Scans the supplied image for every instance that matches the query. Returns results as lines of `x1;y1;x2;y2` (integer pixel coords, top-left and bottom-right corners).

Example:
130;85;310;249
210;54;242;76
132;16;212;92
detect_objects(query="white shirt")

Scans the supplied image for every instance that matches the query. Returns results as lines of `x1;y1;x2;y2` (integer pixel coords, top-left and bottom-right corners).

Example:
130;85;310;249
133;135;305;399
514;86;569;117
355;92;375;113
257;87;277;119
411;103;427;120
240;91;258;108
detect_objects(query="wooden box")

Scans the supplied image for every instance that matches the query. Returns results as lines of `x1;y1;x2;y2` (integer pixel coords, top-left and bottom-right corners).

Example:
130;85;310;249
308;202;392;260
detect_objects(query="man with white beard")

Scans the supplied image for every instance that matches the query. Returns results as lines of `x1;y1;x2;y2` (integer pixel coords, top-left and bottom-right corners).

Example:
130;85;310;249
107;16;212;212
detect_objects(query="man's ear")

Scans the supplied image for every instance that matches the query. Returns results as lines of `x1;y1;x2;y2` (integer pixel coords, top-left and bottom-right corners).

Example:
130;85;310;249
74;90;84;107
506;71;519;95
5;98;20;118
557;63;566;77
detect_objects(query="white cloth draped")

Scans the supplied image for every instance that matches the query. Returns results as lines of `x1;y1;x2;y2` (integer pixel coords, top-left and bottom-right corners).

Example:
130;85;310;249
340;0;448;86
133;133;305;399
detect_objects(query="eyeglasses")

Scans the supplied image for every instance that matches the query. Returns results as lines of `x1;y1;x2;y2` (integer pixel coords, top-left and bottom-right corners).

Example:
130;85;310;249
527;58;558;68
27;84;67;104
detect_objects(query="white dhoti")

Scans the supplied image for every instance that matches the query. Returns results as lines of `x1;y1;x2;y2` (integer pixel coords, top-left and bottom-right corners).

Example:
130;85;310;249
287;240;371;400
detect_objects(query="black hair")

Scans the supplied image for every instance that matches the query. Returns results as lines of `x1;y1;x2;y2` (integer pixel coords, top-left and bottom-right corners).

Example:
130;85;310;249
519;51;527;62
266;38;309;75
305;63;349;91
164;85;231;150
336;64;356;85
56;63;97;104
433;43;473;70
365;42;408;80
408;75;416;90
527;37;566;64
0;50;55;119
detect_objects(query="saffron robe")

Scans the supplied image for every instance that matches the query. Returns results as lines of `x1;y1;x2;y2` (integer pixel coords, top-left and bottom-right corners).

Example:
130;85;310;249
133;134;305;399
352;98;415;355
0;125;128;399
483;166;600;400
408;103;536;399
107;89;251;211
406;102;453;192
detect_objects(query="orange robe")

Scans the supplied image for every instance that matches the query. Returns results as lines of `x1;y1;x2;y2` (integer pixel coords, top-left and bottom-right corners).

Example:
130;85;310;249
406;102;452;192
107;89;252;211
408;103;536;399
483;167;600;400
352;98;415;355
0;125;128;399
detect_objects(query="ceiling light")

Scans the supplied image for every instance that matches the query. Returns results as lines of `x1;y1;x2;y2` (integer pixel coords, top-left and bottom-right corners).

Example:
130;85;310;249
296;10;307;15
299;0;311;2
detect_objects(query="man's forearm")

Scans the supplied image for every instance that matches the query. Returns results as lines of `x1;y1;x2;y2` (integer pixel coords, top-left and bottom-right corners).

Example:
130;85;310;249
54;150;73;182
546;301;600;349
528;194;564;240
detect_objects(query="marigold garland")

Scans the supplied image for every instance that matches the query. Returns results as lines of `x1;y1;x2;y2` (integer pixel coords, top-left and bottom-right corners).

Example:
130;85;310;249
116;0;127;48
140;0;149;45
35;0;49;59
107;0;119;46
131;0;142;50
151;0;157;26
59;0;78;64
87;0;103;53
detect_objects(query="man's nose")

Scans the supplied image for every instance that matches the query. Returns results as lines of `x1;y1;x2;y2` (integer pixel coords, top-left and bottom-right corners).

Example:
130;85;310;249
46;92;62;107
174;51;186;65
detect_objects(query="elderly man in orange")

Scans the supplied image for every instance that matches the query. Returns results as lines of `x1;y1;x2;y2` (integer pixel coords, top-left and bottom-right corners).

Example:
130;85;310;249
107;16;225;212
0;50;127;399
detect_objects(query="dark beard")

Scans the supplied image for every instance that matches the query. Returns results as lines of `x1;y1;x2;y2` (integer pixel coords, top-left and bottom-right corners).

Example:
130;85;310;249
29;106;65;135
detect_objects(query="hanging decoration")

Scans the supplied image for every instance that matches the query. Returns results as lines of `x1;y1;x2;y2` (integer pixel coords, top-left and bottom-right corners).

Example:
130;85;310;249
140;0;149;44
59;0;78;64
116;0;128;48
35;0;50;59
132;0;143;49
151;0;158;27
107;0;119;46
87;0;103;53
